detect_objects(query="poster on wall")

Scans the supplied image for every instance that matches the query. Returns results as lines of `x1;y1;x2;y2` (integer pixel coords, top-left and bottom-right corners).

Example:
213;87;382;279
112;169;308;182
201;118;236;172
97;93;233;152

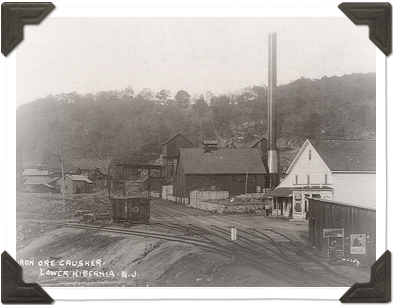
350;234;366;254
294;193;302;212
327;236;343;257
323;228;344;238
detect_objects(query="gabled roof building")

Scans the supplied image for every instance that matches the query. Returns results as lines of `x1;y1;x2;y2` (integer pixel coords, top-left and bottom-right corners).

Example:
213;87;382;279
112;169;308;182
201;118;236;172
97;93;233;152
265;139;376;221
162;133;194;181
173;142;267;203
22;176;60;193
56;174;93;194
22;168;50;177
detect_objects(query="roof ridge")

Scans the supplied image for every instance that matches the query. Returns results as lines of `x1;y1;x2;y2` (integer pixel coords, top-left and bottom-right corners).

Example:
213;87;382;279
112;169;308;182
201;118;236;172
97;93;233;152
162;133;193;146
308;138;375;142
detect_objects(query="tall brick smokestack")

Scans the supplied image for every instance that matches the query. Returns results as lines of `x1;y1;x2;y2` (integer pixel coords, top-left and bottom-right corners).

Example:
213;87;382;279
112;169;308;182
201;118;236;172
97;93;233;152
267;32;279;188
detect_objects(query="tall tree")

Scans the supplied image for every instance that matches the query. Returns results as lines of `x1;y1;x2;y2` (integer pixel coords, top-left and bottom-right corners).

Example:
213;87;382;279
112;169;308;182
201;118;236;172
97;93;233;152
175;90;191;108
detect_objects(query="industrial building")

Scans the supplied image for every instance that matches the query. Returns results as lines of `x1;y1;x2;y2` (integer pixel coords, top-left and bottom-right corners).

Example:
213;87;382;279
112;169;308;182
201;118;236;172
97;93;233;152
162;133;194;181
173;140;267;203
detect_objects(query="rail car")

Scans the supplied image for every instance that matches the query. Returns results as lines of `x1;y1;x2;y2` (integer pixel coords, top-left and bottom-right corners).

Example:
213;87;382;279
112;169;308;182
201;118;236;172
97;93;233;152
110;196;150;225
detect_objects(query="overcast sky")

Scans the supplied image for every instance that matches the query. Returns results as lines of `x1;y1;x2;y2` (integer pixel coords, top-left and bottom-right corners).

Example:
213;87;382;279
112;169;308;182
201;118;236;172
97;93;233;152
16;17;375;108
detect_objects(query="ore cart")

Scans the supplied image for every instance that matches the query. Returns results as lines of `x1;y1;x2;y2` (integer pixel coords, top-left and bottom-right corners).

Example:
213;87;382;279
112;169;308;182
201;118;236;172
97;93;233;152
111;196;150;225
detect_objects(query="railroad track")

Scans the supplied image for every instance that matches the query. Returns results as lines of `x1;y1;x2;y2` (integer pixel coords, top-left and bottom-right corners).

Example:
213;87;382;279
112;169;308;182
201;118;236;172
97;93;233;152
149;221;353;286
246;227;357;286
31;220;234;259
150;200;215;219
22;206;356;287
203;224;356;287
150;222;321;287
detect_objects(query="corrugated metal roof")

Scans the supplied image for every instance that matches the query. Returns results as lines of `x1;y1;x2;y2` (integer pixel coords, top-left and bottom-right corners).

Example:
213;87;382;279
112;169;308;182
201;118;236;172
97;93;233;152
179;148;267;175
50;166;79;174
41;183;56;189
66;174;93;183
309;139;375;171
240;137;267;148
202;140;219;145
264;187;293;197
22;169;49;176
23;176;60;185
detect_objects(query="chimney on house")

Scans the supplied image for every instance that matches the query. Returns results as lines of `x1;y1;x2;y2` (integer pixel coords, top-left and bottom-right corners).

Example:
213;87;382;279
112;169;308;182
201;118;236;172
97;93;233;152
37;164;42;171
202;140;219;152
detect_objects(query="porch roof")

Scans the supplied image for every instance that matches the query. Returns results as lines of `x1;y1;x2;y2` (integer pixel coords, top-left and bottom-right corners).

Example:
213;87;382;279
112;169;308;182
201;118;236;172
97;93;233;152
264;187;293;198
291;185;333;190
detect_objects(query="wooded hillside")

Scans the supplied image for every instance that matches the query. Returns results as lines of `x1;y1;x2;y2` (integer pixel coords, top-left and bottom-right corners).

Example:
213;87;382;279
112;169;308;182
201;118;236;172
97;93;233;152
16;73;376;168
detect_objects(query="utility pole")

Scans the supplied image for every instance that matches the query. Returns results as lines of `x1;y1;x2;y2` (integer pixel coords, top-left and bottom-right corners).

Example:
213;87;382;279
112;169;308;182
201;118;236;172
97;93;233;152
147;167;151;199
122;166;126;197
245;172;248;194
61;158;65;202
107;166;111;200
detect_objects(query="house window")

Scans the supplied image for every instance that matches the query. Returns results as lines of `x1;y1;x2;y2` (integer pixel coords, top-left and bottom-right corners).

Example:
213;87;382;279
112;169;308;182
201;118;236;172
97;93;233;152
65;185;68;190
295;175;298;185
309;150;312;160
307;175;310;185
324;174;328;184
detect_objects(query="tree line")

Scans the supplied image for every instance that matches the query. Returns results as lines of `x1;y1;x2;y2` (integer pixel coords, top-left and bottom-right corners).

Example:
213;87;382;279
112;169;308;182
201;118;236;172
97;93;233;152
16;72;376;168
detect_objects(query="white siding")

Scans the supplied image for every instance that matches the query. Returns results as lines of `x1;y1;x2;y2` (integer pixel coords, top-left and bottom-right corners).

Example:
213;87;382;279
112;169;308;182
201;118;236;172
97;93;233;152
332;173;376;209
279;142;332;188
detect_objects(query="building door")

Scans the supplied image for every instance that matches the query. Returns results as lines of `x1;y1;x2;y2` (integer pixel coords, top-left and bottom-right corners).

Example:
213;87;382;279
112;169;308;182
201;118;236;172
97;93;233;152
304;194;310;213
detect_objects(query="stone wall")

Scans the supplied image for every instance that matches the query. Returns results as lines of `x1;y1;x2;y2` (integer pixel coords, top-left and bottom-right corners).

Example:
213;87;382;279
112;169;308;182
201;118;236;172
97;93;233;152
189;190;229;204
188;199;266;215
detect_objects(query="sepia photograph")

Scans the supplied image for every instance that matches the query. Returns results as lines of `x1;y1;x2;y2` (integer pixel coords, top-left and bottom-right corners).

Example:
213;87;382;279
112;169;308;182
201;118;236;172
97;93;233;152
3;2;388;302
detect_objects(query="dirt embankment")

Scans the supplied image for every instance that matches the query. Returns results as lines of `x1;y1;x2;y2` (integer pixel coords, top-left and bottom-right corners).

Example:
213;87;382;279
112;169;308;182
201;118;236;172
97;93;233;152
16;193;111;220
16;193;369;287
16;224;292;287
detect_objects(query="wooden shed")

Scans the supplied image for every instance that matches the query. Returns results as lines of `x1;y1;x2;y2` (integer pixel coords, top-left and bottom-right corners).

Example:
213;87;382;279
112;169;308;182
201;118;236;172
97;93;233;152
57;174;93;194
308;198;376;266
162;133;194;180
22;176;60;193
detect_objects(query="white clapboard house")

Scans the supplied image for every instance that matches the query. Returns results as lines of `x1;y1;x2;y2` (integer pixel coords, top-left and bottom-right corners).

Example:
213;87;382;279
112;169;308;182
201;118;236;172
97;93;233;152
264;139;375;221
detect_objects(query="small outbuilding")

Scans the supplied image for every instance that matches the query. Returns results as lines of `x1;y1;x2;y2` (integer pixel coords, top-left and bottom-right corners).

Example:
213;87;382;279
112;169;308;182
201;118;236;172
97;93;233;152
57;174;93;194
22;176;60;193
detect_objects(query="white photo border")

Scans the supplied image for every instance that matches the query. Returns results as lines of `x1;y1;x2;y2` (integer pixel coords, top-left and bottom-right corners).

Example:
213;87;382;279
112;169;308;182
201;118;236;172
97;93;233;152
2;1;388;302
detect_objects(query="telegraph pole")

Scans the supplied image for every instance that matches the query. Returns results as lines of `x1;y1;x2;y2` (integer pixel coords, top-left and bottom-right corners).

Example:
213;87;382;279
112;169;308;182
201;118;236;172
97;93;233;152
61;158;65;202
